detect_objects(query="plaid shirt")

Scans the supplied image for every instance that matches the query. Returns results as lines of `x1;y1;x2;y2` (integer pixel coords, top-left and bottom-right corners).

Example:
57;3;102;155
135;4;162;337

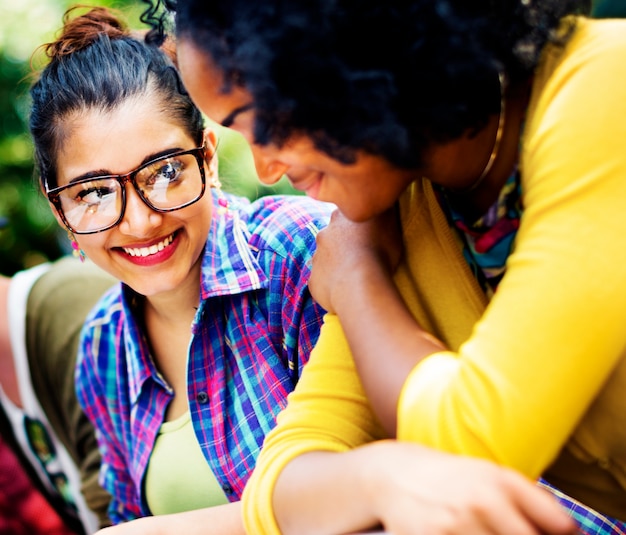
76;193;331;523
538;479;626;534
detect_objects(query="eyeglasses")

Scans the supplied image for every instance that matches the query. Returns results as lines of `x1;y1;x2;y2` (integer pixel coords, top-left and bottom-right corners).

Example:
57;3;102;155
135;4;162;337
46;146;207;234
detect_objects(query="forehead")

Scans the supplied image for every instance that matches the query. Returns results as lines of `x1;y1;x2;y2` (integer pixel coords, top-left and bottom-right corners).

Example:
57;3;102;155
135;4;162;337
177;38;252;125
55;97;194;185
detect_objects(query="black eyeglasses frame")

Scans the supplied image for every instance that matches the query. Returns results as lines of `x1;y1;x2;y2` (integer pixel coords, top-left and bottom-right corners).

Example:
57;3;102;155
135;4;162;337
46;146;207;235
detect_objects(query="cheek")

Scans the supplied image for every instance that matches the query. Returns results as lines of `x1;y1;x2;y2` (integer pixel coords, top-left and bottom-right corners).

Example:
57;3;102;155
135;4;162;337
183;197;214;236
75;235;106;255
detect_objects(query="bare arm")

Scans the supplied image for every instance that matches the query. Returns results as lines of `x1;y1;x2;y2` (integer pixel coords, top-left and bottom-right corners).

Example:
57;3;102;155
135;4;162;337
273;441;577;535
309;209;444;435
95;502;244;535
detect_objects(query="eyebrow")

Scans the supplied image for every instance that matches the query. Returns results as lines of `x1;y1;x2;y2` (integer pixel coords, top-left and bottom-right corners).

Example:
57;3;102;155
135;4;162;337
68;147;186;184
220;103;254;128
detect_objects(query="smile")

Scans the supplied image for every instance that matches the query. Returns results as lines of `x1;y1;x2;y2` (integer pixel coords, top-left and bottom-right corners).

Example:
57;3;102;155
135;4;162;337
286;172;323;199
121;233;175;257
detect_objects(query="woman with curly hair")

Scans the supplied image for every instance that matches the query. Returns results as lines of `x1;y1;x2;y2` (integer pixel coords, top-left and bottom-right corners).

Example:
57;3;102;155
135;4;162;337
159;0;626;533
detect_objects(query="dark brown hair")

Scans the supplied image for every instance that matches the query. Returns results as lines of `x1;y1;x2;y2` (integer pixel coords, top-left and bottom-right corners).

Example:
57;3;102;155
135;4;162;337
29;5;203;189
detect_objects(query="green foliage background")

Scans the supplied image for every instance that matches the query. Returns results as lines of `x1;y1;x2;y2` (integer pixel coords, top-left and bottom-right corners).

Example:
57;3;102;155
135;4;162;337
0;0;294;276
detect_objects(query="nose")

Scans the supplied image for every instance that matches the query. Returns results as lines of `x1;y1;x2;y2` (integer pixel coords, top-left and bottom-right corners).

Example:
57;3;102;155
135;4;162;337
117;184;163;236
250;145;289;185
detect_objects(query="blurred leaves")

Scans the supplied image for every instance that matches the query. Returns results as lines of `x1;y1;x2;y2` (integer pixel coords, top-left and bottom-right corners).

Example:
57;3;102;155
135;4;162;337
0;0;145;275
0;43;59;275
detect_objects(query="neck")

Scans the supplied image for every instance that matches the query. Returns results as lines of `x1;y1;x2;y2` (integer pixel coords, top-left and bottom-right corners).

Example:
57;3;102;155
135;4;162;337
461;72;507;193
140;271;200;421
141;266;202;327
447;77;532;220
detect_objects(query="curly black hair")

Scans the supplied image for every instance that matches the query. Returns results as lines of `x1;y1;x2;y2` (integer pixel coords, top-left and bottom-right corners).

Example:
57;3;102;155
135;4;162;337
147;0;590;168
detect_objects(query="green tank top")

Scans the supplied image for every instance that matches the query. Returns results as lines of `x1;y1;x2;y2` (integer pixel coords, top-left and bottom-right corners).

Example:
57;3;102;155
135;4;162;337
144;411;228;514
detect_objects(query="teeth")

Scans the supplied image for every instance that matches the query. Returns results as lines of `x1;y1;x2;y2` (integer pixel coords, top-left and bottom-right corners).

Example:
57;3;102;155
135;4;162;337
122;233;174;257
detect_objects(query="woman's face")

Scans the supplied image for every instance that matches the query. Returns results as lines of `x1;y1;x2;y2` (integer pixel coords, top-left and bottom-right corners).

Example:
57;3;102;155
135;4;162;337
52;94;214;298
177;39;418;222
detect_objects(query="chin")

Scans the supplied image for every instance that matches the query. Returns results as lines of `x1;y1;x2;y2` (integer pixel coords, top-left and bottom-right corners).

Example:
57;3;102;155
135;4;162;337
337;204;381;223
123;276;175;298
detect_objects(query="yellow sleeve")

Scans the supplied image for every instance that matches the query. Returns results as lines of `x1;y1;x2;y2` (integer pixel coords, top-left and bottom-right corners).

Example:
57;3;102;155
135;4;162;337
242;314;385;535
398;19;626;478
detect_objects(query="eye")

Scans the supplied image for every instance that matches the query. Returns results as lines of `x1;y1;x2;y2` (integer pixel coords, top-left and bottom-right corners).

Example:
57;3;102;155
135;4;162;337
77;188;108;203
146;160;185;187
75;184;117;212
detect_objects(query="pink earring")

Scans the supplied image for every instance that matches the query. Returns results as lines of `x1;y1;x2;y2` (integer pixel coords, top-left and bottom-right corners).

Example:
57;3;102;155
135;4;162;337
67;230;86;263
205;138;228;216
210;175;229;215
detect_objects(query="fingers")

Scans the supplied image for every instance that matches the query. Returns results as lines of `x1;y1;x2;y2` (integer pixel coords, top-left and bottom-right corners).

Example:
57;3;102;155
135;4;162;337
365;443;578;535
501;471;578;535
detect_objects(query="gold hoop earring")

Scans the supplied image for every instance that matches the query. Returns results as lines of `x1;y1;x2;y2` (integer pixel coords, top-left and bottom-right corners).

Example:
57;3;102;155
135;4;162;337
456;71;507;194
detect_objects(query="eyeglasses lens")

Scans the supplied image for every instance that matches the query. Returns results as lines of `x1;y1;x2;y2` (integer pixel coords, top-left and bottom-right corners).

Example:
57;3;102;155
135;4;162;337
57;152;203;233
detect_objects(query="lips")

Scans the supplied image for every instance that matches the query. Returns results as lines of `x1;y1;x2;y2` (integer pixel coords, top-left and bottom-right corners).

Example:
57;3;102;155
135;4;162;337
286;172;323;198
121;232;175;257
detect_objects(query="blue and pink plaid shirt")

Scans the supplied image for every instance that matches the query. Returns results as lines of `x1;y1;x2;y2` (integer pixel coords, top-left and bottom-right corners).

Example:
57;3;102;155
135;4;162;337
76;192;332;523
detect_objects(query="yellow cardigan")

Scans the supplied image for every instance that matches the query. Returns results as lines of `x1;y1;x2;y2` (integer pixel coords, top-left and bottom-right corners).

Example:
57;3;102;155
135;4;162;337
243;18;626;532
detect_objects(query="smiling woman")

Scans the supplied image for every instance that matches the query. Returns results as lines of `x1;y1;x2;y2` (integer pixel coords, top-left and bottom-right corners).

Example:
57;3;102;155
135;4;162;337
165;0;626;534
27;6;332;534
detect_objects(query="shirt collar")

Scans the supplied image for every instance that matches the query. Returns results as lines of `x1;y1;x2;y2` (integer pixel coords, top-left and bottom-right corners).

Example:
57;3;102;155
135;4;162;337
119;285;165;404
123;191;269;404
199;191;268;300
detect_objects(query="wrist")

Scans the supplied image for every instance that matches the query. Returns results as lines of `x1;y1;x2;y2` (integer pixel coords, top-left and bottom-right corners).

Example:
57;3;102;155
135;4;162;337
353;441;398;521
330;258;394;315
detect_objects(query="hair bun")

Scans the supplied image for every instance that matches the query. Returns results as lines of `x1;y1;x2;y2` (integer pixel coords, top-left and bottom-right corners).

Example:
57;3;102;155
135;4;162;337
45;6;129;60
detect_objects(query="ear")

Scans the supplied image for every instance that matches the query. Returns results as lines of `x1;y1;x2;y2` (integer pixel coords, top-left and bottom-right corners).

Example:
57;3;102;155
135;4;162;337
39;177;67;230
48;202;68;230
203;128;219;179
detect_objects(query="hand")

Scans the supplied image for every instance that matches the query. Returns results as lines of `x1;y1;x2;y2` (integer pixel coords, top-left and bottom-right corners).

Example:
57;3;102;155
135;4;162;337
359;441;578;535
309;207;403;313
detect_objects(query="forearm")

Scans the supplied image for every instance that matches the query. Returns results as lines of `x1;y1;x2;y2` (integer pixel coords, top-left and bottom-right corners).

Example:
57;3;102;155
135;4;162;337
96;502;244;535
273;442;578;535
273;448;386;535
332;259;445;436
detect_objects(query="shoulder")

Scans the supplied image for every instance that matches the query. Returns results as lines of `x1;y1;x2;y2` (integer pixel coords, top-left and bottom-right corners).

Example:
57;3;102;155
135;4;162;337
239;195;333;257
75;285;126;393
525;17;626;189
80;283;124;341
570;17;626;53
24;258;116;369
533;17;626;98
29;257;116;323
242;194;334;229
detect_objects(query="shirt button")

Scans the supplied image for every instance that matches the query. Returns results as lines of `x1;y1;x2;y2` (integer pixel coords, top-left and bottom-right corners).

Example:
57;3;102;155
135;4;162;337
196;391;209;404
221;483;234;495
